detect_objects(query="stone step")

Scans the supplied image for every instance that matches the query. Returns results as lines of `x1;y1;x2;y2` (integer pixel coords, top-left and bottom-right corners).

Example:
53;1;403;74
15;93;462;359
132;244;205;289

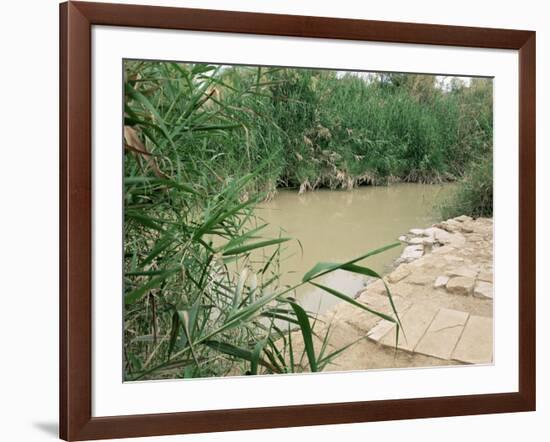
368;304;492;364
452;315;493;364
414;308;469;360
377;303;439;352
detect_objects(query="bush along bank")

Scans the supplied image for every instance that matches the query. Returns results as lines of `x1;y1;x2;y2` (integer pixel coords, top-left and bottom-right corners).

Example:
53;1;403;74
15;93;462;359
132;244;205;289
125;62;493;198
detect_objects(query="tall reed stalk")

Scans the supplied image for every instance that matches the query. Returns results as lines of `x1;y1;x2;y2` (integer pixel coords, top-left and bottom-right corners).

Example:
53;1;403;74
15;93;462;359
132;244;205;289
124;61;403;380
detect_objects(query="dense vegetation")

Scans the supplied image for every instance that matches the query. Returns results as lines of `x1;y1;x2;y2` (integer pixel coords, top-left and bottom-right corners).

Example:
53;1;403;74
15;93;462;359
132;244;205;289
440;155;493;218
123;61;492;380
125;63;492;195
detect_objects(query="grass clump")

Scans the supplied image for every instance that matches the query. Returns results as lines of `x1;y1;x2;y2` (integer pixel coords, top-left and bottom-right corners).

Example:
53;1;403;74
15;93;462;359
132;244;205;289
440;155;493;218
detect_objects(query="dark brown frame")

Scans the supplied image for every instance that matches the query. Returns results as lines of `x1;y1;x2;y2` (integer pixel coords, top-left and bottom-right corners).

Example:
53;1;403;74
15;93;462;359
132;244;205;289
60;1;536;440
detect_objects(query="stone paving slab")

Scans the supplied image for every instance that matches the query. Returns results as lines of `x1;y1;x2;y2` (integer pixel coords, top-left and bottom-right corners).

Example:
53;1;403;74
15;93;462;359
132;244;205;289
446;276;475;296
452;315;493;364
378;303;439;351
473;281;493;300
367;320;395;342
414;308;469;360
292;217;494;370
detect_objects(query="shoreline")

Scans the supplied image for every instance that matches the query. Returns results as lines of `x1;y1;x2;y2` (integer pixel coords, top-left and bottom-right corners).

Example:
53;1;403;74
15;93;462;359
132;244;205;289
288;215;494;371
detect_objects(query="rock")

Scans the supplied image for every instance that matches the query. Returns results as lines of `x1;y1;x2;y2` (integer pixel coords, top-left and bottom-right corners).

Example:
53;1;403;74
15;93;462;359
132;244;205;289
435;220;461;233
454;215;473;223
415;308;469;360
408;274;433;286
432;245;455;255
425;227;453;244
409;228;425;236
468;233;484;242
473;281;493;299
365;279;387;295
443;254;464;263
367;320;396;342
459;224;474;233
446;276;475;296
398;245;423;263
407;237;425;245
398;235;408;242
387;264;411;283
446;266;478;279
378;303;439;351
434;275;450;289
478;271;493;283
391;281;415;297
447;232;467;247
452;316;493;364
423;241;434;254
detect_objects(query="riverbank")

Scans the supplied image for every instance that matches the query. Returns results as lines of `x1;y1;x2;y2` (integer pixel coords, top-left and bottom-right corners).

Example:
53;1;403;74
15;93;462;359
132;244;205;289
289;216;493;371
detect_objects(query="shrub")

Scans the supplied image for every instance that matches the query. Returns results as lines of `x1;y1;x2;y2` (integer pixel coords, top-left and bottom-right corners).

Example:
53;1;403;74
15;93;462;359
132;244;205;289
439;155;493;218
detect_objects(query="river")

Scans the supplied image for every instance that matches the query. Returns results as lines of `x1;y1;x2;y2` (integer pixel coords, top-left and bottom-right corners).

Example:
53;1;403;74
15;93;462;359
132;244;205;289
255;183;453;314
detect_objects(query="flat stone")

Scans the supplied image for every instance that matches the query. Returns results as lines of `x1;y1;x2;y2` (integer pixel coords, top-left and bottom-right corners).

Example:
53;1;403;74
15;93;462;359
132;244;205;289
399;245;423;263
387;265;411;283
446;266;479;279
409;228;425;236
478;271;493;283
424;226;443;238
365;279;387;295
443;254;465;264
454;215;473;223
448;233;467;247
431;245;454;256
338;292;412;333
321;318;364;348
446;277;475;296
328;299;382;333
407;237;425;245
415;308;469;360
429;227;454;244
436;220;461;233
434;275;450;289
408;274;433;286
473;281;493;299
460;225;474;233
367;319;396;342
391;281;416;298
452;316;493;364
379;303;439;351
398;235;408;242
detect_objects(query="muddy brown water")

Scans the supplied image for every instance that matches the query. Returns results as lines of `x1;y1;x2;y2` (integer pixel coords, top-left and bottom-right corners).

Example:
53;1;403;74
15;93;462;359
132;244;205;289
255;183;453;314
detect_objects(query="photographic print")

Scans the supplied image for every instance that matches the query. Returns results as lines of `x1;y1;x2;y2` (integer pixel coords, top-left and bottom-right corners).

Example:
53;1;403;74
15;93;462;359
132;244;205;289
123;60;493;382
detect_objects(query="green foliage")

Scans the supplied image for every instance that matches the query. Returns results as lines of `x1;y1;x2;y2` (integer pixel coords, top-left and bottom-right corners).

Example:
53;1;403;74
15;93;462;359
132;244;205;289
123;61;403;381
125;62;492;196
439;155;493;218
123;61;492;380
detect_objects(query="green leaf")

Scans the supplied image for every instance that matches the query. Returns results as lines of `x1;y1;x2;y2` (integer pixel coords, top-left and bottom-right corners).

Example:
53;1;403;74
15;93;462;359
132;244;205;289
167;312;180;359
204;340;254;361
222;237;291;256
309;282;396;323
302;242;400;282
287;301;317;372
124;268;179;306
250;340;265;375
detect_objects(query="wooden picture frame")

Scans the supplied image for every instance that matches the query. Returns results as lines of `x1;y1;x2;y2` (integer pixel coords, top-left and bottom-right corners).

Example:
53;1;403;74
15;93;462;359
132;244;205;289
59;1;536;440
